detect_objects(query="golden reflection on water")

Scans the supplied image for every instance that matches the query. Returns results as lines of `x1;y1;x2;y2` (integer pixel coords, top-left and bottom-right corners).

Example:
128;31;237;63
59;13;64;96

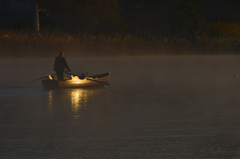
70;89;89;119
48;89;94;119
48;90;53;115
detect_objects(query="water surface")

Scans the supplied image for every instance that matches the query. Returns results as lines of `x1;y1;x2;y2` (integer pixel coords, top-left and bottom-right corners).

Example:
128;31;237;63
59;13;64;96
1;56;240;158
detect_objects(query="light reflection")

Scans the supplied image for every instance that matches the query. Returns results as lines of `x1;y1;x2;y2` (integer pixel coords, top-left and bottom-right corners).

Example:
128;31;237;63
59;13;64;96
48;90;53;115
48;88;95;120
71;89;89;119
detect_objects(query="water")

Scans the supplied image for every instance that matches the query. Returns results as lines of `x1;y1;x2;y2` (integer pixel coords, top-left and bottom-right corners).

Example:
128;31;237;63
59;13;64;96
1;56;240;159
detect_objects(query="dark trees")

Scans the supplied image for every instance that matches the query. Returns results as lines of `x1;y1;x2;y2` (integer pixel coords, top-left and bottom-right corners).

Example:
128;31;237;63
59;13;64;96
36;0;240;36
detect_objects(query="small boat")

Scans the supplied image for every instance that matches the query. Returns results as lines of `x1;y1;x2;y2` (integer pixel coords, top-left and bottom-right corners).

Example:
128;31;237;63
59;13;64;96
41;72;110;89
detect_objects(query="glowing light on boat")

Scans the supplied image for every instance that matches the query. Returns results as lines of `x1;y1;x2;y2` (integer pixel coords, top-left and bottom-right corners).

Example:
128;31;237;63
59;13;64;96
71;75;82;84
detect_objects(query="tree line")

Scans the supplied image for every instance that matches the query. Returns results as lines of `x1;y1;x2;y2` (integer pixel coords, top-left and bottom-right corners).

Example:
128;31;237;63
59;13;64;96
35;0;240;38
1;0;240;57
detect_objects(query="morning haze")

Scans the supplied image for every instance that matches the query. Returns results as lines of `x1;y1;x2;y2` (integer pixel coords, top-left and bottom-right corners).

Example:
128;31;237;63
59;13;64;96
1;0;240;158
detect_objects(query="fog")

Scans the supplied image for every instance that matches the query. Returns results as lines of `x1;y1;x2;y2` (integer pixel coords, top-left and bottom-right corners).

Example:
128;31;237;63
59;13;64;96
1;55;240;87
1;55;240;158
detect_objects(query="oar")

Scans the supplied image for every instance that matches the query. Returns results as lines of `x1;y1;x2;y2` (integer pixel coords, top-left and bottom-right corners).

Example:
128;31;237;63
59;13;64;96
22;76;48;84
23;74;56;84
65;72;110;85
86;78;111;85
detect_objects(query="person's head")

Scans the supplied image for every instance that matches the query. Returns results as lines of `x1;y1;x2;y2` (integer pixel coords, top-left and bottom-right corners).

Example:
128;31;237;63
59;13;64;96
59;52;64;57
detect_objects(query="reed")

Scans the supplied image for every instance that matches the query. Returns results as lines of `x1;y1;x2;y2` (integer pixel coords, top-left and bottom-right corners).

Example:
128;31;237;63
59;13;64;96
0;29;240;58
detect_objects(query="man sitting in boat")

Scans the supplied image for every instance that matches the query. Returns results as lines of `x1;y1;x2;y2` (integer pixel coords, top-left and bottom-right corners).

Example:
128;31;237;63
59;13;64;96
54;52;71;81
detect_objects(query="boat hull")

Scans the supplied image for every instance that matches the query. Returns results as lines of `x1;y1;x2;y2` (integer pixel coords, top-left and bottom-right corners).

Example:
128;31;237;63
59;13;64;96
42;72;110;89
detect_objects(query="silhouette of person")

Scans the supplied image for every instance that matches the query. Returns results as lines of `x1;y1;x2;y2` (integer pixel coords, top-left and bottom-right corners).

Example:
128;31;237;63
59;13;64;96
54;52;71;81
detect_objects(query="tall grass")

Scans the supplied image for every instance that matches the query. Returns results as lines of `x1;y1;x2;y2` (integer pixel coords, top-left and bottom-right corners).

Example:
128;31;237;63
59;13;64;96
0;29;240;58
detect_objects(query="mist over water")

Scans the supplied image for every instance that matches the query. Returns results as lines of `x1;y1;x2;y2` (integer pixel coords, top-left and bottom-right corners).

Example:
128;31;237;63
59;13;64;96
1;56;240;158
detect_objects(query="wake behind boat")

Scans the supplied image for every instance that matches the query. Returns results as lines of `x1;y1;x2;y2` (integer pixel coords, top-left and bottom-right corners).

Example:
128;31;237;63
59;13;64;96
41;72;110;89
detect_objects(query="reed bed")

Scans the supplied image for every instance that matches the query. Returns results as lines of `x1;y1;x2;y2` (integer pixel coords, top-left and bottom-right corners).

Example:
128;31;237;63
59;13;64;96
0;29;240;58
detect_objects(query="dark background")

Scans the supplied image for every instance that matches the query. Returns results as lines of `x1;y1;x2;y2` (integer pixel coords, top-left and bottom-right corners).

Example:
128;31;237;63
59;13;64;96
1;0;240;36
1;0;240;57
43;0;240;36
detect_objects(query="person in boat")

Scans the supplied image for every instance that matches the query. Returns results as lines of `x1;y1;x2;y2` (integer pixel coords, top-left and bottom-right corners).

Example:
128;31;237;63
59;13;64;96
54;52;71;81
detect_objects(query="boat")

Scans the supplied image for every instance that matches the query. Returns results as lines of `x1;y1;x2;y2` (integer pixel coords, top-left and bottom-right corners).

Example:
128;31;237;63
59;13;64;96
41;72;110;89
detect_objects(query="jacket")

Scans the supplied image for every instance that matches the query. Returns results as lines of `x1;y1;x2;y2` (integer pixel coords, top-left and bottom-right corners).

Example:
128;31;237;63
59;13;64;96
54;56;71;72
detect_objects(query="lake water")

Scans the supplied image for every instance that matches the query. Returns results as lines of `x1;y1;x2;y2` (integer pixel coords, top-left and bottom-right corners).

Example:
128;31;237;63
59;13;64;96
1;56;240;159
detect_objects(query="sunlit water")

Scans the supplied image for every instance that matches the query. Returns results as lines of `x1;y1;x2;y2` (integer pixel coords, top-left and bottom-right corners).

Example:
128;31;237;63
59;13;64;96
1;56;240;159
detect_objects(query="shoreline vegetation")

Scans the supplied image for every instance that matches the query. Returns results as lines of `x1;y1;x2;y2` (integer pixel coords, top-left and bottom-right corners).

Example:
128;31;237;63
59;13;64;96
1;29;240;58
